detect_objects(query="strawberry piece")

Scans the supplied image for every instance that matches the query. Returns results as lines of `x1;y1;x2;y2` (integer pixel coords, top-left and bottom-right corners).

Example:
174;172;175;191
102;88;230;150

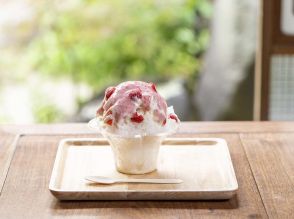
150;83;157;92
129;90;142;100
131;112;144;123
169;114;178;122
162;119;167;126
105;119;113;126
105;87;116;100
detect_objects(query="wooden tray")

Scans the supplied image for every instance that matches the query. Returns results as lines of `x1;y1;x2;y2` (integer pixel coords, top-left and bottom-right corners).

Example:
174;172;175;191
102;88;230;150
49;138;238;200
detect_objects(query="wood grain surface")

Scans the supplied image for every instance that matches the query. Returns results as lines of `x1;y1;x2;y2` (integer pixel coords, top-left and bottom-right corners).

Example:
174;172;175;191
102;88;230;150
0;133;267;218
240;133;294;218
49;138;238;200
2;121;294;135
1;122;293;218
0;134;19;194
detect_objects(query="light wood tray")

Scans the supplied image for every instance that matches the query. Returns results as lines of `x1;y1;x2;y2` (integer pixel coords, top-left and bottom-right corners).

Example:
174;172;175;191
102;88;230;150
49;138;238;200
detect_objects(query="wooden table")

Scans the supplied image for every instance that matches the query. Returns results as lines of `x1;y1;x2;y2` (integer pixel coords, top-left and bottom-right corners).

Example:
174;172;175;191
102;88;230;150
0;122;293;218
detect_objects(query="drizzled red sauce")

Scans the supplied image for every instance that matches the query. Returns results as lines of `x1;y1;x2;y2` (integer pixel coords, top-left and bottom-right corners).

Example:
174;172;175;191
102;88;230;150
97;81;173;127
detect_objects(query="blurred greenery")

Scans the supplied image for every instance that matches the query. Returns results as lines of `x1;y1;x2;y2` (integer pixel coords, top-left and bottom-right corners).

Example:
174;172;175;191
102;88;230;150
33;102;64;123
28;0;212;90
0;0;211;123
32;94;65;123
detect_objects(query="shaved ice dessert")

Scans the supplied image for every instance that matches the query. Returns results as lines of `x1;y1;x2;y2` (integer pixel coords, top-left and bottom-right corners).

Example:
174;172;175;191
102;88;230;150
90;81;180;174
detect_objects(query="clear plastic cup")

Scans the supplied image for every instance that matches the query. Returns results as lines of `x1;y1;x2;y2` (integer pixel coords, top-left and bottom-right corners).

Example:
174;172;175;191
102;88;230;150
105;133;166;174
88;118;167;174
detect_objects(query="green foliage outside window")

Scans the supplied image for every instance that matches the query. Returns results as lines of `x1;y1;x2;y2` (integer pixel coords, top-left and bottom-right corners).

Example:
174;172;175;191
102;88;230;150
27;0;212;91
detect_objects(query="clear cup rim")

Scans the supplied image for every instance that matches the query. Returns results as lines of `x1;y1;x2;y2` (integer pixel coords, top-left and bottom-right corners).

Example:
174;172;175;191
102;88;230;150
88;118;173;139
